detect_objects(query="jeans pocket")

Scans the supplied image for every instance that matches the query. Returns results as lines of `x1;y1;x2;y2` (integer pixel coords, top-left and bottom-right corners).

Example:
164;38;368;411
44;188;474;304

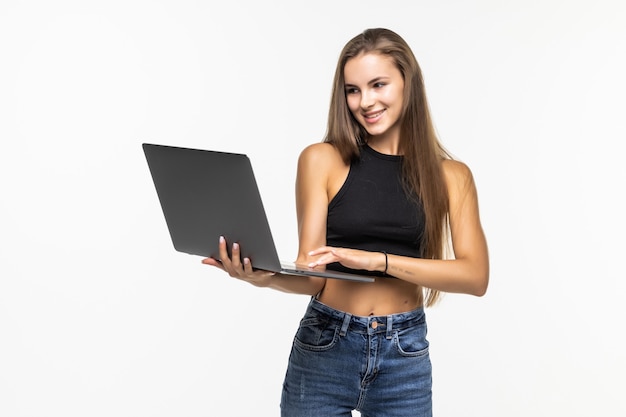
394;325;429;357
293;317;339;352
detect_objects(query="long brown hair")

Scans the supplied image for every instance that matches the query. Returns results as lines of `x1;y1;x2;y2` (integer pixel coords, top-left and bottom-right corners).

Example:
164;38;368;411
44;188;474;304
324;28;451;306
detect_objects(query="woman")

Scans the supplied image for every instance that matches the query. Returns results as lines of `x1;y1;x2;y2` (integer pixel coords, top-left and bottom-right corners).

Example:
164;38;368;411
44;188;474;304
203;28;489;417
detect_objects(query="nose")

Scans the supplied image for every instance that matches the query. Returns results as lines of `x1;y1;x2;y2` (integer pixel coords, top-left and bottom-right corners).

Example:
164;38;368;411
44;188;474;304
360;90;375;109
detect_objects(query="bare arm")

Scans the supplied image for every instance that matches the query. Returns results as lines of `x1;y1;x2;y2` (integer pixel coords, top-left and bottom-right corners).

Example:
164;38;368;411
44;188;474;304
308;159;489;296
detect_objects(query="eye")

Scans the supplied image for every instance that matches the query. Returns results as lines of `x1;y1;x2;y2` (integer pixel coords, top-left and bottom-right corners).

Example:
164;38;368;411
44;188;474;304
345;87;359;95
373;82;386;88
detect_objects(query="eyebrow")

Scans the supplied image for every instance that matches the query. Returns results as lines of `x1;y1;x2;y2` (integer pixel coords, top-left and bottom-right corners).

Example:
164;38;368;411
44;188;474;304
344;76;391;88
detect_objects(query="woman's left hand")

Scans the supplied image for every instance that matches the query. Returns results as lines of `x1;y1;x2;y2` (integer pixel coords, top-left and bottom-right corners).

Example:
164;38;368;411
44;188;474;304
306;246;385;273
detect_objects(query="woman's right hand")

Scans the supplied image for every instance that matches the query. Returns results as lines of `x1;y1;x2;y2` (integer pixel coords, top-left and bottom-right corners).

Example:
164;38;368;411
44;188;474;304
201;236;276;287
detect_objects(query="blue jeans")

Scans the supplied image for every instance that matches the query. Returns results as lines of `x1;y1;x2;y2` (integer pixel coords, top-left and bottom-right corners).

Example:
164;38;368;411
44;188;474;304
281;297;432;417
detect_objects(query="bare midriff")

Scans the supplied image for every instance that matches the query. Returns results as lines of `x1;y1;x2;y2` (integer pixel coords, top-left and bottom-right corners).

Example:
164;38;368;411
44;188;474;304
316;277;423;316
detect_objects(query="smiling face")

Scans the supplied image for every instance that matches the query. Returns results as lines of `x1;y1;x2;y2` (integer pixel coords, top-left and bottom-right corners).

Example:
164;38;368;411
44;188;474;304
344;52;405;145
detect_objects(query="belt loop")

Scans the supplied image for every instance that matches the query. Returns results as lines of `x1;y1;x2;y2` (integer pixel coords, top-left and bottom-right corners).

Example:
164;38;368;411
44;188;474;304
386;315;393;340
340;313;352;337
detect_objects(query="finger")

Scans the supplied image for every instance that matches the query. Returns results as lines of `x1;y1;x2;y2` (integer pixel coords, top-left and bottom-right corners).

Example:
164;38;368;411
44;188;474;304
218;236;233;269
231;242;242;269
308;251;339;268
202;257;224;270
307;246;333;256
242;257;254;275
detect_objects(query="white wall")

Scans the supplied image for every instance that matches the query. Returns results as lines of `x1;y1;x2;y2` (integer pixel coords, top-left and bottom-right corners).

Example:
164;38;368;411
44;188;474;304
1;0;624;416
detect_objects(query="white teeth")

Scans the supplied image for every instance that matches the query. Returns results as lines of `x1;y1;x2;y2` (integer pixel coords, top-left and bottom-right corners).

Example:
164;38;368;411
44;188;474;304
365;110;384;119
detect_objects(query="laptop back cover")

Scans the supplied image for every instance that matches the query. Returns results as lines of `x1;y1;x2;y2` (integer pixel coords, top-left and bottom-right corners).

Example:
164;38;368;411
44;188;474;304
142;143;283;272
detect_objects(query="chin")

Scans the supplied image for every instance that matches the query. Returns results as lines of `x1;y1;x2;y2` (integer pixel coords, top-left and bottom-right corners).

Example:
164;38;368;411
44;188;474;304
366;127;389;137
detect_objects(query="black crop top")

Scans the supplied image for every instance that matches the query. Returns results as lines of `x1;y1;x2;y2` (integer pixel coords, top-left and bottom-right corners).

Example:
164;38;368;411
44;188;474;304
326;145;426;276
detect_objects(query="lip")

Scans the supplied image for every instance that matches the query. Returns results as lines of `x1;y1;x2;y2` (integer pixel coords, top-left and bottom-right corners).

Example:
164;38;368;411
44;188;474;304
362;109;385;123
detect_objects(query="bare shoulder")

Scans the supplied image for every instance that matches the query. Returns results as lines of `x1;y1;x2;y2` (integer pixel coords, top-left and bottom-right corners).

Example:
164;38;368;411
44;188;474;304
298;142;344;168
297;142;347;180
442;158;475;191
297;142;349;200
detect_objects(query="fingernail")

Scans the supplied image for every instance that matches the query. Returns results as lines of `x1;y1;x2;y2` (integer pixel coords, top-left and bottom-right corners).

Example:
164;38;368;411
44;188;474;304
219;236;225;243
233;243;239;250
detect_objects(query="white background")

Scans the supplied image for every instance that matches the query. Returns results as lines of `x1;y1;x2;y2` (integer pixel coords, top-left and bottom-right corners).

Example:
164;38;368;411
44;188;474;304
1;0;625;416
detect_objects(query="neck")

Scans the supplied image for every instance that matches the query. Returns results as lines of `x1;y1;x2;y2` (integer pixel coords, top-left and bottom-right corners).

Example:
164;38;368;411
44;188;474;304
366;136;402;156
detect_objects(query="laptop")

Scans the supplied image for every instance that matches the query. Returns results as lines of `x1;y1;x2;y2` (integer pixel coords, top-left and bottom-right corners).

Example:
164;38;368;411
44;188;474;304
142;143;375;283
